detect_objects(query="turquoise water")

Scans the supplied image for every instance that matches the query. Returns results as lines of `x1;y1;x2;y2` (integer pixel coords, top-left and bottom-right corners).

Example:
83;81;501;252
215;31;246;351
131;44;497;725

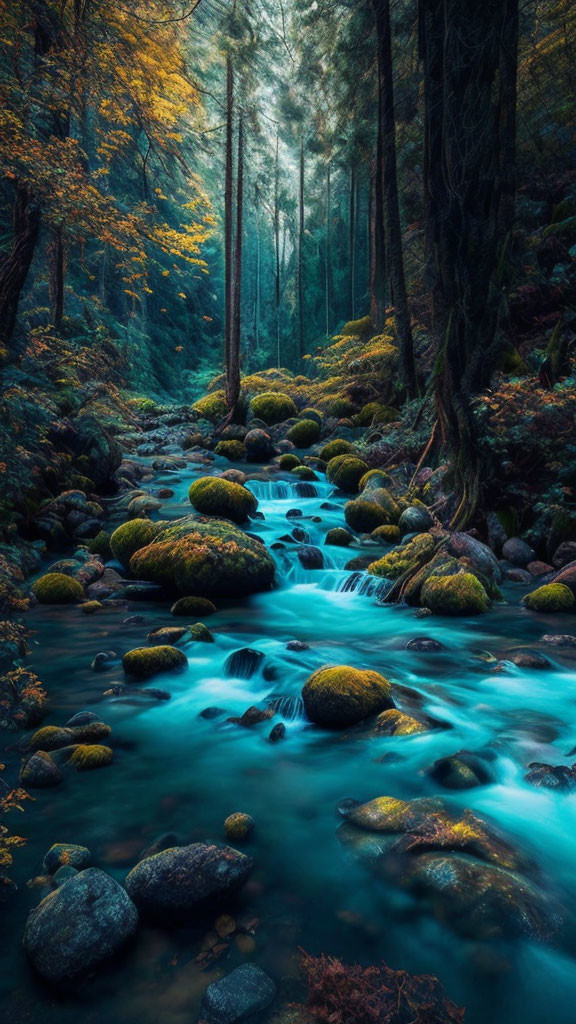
3;455;576;1022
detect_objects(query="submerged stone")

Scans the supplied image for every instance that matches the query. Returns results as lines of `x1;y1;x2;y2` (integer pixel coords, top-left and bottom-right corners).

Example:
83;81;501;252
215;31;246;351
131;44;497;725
201;964;276;1024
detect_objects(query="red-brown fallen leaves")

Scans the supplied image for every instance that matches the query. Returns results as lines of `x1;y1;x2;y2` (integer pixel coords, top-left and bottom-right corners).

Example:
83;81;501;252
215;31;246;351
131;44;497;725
299;951;465;1024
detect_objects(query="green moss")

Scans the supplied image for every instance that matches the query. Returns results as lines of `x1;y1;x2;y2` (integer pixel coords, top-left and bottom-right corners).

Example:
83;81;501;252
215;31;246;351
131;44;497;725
298;408;322;425
189;622;214;642
86;530;112;561
171;596;217;616
110;519;166;569
278;453;302;470
421;572;490;615
359;469;392;491
367;487;404;522
32;573;84;604
374;709;428;736
286;418;321;447
320;439;356;461
369;533;436;580
302;665;394;728
67;744;114;770
340;315;373;338
214;440;246;461
130;515;275;598
354;402;398;427
344;500;389;533
325;528;353;547
29;722;111;751
123;645;188;678
80;600;102;614
188;476;257;525
327;397;358;418
523;583;575;612
371;524;401;543
192;390;228;424
326;455;369;493
290;465;317;481
250;391;297;425
224;812;254;841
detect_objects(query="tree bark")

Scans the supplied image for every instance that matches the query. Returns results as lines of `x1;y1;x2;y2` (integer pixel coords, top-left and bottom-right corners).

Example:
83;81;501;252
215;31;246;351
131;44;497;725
325;160;332;338
298;137;305;360
224;52;234;409
227;113;243;416
0;188;41;353
50;227;65;329
369;150;386;331
419;0;520;524
349;164;356;321
374;0;417;396
274;131;281;367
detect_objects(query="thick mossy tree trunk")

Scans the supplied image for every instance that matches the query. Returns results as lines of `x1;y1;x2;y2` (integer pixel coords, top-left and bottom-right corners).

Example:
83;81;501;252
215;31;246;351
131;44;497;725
373;0;417;397
419;0;519;525
349;164;356;321
0;187;41;355
298;137;305;361
224;52;235;413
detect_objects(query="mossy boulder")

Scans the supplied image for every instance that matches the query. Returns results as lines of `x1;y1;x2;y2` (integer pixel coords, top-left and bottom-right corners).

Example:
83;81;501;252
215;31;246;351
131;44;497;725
250;392;297;425
147;626;187;645
326;455;369;493
224;812;255;842
523;583;575;613
192;390;228;424
67;744;114;770
302;665;394;728
344;500;389;533
214;440;246;461
188;476;257;525
110;519;166;570
371;524;401;543
327;397;358;418
369;533;435;580
189;622;214;643
86;531;112;562
29;722;111;751
278;453;301;470
286;419;321;447
354;402;398;427
298;408;322;425
325;527;353;547
359;469;392;491
123;645;188;678
320;439;356;461
31;573;84;604
421;572;490;615
290;465;317;481
374;709;428;736
171;596;217;617
130;516;275;597
80;600;103;615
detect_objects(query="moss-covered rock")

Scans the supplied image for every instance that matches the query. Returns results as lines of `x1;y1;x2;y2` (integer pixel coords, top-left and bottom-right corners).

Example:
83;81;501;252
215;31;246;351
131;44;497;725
398;505;433;535
302;665;394;728
327;397;358;418
290;465;317;481
354;402;398;427
325;527;353;547
189;622;214;643
192;390;228;424
31;573;84;604
130;516;275;597
110;519;165;569
367;487;405;522
244;428;273;460
358;469;392;491
250;392;297;425
278;453;301;470
86;531;112;562
523;583;575;613
326;455;369;493
80;600;103;615
188;476;257;525
374;709;428;736
320;439;356;461
369;533;435;580
371;524;401;543
298;408;322;425
123;645;187;678
171;596;217;617
344;499;389;533
224;812;254;841
421;572;490;615
214;440;246;461
67;745;114;770
29;722;111;751
286;419;321;447
147;626;187;645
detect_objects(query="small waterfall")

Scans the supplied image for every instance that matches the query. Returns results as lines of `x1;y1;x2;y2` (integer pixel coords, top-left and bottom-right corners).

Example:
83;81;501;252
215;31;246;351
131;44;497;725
224;647;265;679
267;694;305;721
337;571;390;599
247;480;296;500
294;482;318;498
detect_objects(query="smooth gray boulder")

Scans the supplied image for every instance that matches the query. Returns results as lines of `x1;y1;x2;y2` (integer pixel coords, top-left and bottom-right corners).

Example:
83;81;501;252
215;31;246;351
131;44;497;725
201;964;276;1023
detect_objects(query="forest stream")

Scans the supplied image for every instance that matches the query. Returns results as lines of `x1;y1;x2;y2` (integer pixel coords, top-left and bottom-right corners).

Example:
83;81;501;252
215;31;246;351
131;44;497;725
3;448;576;1024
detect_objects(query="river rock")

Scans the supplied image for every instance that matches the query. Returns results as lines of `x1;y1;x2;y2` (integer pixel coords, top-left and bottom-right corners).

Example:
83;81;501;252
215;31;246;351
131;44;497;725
20;752;63;788
23;868;138;982
552;541;576;569
43;844;91;874
446;532;502;584
125;842;253;919
201;964;276;1024
541;634;576;647
405;637;445;652
502;537;535;567
297;545;324;569
524;762;576;792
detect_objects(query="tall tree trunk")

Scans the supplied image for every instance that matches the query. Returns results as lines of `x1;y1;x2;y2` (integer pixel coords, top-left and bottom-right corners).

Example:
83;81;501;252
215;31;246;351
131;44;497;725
227;113;243;416
50;227;65;329
374;0;417;396
224;53;234;408
369;149;386;330
298;137;305;360
274;132;281;367
0;188;41;354
349;164;356;321
419;0;520;524
325;160;332;337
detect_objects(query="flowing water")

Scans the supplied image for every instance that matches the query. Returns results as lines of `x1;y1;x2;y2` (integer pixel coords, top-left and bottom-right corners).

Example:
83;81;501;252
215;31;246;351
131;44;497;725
3;454;576;1023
